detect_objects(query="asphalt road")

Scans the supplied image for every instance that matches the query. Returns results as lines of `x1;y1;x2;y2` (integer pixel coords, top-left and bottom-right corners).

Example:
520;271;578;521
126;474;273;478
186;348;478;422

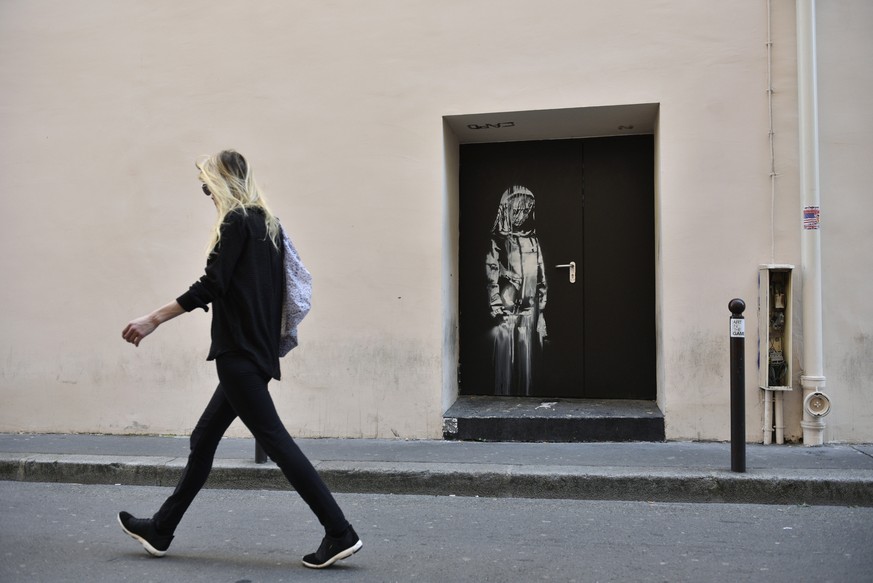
2;481;871;583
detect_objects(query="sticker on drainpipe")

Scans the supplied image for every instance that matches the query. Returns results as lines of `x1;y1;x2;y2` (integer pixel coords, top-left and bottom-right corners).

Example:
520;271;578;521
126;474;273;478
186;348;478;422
803;205;820;230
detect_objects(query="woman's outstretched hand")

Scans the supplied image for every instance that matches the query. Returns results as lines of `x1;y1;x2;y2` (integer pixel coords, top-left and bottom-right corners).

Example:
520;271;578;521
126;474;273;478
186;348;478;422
122;315;157;347
121;301;186;347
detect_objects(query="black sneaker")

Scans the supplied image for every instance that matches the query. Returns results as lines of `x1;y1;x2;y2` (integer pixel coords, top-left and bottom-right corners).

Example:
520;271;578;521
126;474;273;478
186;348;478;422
302;525;362;569
117;511;173;557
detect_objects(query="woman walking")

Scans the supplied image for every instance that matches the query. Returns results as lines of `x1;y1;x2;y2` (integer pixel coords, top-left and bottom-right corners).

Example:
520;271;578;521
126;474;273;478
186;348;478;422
117;150;361;569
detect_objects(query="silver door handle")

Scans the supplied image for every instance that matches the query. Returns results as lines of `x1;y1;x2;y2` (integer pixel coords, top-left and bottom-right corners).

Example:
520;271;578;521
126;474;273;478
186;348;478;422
555;261;576;283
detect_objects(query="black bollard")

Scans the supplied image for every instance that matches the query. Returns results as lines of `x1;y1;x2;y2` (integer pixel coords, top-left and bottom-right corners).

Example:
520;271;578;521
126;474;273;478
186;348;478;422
729;298;746;473
255;441;268;464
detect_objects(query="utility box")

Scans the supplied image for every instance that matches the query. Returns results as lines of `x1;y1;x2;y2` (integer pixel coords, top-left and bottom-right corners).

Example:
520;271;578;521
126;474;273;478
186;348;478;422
758;264;794;444
758;265;794;391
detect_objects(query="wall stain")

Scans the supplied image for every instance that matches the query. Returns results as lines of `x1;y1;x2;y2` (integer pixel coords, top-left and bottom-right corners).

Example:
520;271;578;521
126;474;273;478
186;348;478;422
667;328;727;396
841;333;873;390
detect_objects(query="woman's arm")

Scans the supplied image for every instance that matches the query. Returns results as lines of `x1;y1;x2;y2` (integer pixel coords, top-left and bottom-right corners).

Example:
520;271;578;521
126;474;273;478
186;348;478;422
177;211;247;312
123;212;248;346
122;300;186;347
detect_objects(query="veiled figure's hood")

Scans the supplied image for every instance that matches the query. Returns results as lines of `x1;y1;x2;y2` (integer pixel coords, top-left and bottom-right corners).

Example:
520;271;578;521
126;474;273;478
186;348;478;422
492;185;536;236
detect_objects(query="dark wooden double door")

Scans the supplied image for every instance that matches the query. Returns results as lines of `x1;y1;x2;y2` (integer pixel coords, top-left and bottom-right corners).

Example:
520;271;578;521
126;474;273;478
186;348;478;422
459;135;655;400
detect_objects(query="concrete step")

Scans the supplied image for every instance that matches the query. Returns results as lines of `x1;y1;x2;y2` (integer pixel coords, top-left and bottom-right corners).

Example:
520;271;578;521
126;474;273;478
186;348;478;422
443;396;665;442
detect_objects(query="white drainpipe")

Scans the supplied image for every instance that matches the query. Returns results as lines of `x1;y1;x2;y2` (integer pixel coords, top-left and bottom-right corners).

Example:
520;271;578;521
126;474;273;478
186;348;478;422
796;0;829;445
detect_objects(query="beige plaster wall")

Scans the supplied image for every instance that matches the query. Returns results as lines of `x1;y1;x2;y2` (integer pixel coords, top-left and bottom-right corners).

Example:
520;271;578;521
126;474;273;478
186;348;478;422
0;0;870;441
816;0;873;442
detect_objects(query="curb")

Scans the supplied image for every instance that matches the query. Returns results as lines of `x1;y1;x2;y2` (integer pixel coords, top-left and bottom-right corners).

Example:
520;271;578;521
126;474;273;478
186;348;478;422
2;453;872;507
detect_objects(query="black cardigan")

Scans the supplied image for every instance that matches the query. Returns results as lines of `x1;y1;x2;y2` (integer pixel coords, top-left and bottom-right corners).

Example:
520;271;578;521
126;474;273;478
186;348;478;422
177;208;284;380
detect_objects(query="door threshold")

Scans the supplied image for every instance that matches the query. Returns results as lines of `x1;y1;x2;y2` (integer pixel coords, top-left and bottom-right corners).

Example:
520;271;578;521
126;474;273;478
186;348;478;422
443;395;664;443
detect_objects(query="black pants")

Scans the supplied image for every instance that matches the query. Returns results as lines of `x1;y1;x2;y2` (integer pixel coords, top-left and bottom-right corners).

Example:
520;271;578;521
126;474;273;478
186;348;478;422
153;353;349;537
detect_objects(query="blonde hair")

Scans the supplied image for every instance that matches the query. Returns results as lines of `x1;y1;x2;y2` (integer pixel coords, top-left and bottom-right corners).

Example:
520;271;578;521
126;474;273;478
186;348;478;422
197;150;280;254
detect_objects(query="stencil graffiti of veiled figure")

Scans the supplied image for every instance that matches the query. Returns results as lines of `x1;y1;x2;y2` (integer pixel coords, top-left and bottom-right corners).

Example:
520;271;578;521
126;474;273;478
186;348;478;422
485;185;547;396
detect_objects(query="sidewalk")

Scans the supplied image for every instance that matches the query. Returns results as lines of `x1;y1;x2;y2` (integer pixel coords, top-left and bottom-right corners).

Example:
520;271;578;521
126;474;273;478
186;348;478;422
1;433;872;506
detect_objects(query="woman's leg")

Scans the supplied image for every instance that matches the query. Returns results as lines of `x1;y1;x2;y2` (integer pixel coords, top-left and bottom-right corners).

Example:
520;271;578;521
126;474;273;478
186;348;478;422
152;385;237;533
215;353;349;537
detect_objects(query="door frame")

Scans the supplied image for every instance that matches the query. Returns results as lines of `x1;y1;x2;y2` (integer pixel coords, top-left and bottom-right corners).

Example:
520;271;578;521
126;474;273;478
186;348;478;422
441;104;662;414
